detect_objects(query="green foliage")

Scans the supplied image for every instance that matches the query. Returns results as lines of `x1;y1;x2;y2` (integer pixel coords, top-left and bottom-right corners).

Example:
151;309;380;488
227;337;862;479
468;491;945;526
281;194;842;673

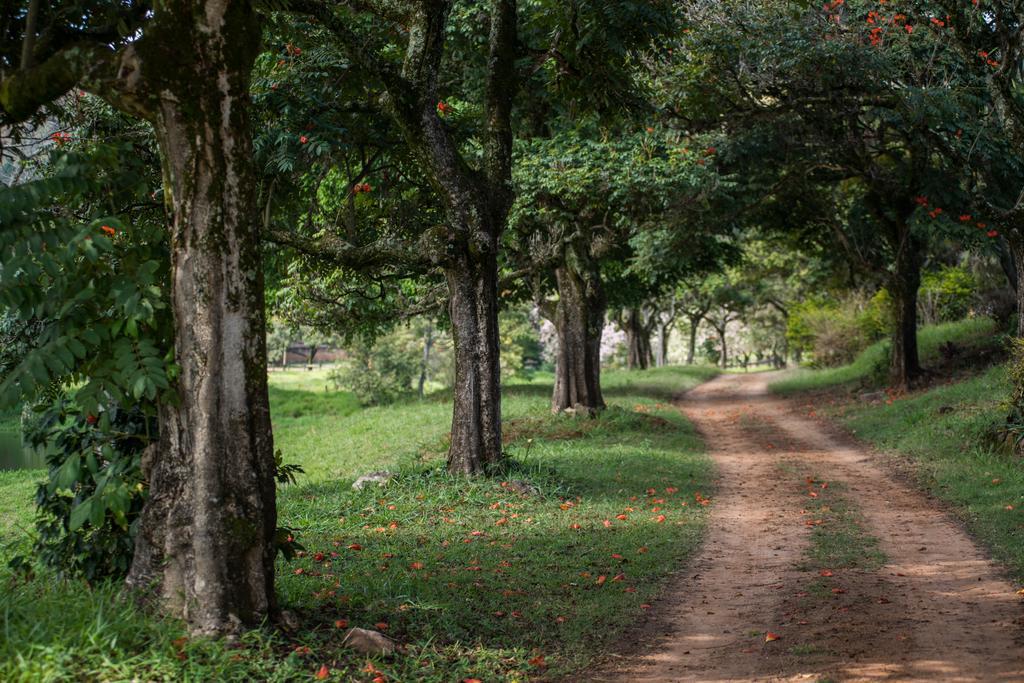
510;128;732;305
499;307;544;379
0;144;173;416
788;298;871;368
11;397;153;581
919;265;978;324
1000;337;1024;451
330;332;421;406
8;393;308;581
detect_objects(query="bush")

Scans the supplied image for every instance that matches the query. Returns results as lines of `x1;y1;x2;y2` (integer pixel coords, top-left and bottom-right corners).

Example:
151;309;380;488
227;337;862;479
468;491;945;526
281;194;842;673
331;333;420;405
14;397;153;581
10;395;307;580
788;292;894;368
919;265;978;325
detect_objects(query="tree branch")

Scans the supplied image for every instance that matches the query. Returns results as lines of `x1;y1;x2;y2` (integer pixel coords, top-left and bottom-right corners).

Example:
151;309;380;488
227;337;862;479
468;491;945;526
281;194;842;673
266;228;434;271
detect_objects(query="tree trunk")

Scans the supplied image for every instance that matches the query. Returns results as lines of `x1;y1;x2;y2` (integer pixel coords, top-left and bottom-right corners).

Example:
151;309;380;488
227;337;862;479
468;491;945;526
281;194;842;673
1008;235;1024;337
124;5;276;636
656;323;670;368
998;237;1019;296
889;241;924;389
717;327;728;369
624;309;652;370
418;323;434;399
446;244;503;475
686;317;699;366
551;263;606;414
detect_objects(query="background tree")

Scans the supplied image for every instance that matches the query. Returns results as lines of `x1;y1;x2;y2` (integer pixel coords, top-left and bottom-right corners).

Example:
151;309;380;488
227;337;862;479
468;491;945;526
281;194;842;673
511;127;721;409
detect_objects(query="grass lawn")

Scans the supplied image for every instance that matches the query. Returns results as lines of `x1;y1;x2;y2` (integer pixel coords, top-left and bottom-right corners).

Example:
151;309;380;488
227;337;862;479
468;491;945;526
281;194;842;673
769;318;998;395
830;364;1024;582
0;405;20;434
0;365;717;682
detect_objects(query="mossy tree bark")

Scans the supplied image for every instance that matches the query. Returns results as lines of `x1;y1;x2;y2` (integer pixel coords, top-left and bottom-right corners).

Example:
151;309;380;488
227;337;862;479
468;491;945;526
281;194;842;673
0;1;277;634
712;322;729;369
654;298;677;368
445;242;504;473
623;308;653;370
389;0;516;474
1007;231;1024;338
125;3;277;636
685;312;708;366
687;321;699;365
550;248;606;414
887;238;923;389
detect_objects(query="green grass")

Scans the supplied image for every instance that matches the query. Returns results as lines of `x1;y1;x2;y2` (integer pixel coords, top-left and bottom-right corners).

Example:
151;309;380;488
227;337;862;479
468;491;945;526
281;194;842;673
0;405;20;434
769;318;998;395
0;365;717;682
832;363;1024;582
792;474;885;574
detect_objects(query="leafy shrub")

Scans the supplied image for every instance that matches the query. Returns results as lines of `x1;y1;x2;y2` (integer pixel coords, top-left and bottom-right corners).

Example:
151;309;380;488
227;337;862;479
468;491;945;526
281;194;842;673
11;397;307;579
788;292;894;368
919;265;977;325
330;333;420;405
500;307;545;379
1001;337;1024;453
16;397;153;581
0;143;174;416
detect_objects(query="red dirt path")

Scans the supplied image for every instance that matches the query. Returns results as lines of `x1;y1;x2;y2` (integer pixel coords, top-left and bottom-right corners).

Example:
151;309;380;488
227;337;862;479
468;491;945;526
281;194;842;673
587;372;1024;683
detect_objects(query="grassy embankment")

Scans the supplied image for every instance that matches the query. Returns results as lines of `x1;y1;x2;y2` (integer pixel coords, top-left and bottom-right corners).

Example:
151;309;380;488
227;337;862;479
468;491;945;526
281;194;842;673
769;318;1024;583
0;365;717;682
769;318;997;395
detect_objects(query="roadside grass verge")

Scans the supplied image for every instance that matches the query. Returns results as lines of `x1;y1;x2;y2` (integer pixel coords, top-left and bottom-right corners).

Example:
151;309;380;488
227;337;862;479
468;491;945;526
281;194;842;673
0;366;716;682
832;364;1024;582
769;318;998;395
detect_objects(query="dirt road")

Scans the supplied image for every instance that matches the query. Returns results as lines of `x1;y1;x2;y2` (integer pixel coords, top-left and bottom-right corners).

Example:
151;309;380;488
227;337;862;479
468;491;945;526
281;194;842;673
590;372;1024;682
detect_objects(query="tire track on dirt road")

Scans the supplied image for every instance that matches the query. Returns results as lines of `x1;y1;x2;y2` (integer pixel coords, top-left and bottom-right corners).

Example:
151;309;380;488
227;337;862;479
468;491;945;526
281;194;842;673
587;372;1024;682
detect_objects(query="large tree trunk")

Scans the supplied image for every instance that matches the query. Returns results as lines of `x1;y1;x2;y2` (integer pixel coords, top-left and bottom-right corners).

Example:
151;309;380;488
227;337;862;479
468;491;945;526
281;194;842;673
446;244;503;475
551;263;606;414
624;309;652;370
124;5;276;636
889;240;924;389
